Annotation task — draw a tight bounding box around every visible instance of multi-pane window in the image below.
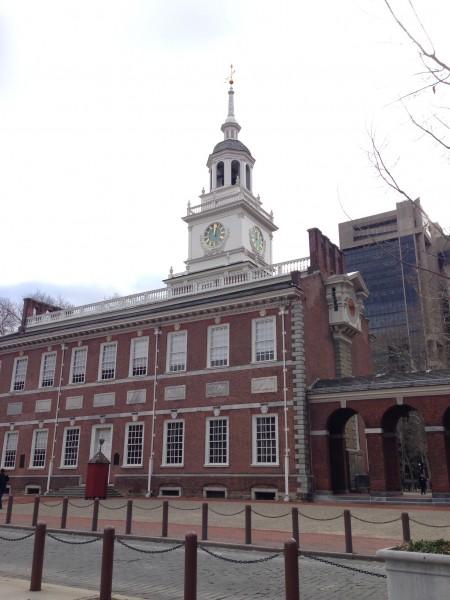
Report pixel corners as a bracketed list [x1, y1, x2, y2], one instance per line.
[99, 343, 117, 380]
[208, 325, 229, 367]
[167, 331, 187, 372]
[164, 421, 184, 465]
[2, 432, 18, 469]
[206, 418, 228, 465]
[40, 352, 57, 387]
[125, 423, 144, 466]
[71, 347, 87, 384]
[253, 317, 276, 362]
[11, 357, 28, 391]
[62, 428, 80, 467]
[253, 415, 278, 464]
[130, 338, 148, 376]
[31, 430, 48, 468]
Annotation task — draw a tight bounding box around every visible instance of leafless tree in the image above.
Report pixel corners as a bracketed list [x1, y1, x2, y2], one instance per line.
[0, 291, 73, 336]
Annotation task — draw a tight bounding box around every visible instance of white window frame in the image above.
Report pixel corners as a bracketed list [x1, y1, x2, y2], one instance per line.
[1, 431, 19, 470]
[10, 356, 28, 392]
[207, 324, 230, 368]
[30, 429, 49, 469]
[166, 331, 187, 373]
[204, 416, 229, 466]
[60, 426, 81, 469]
[129, 337, 149, 377]
[98, 342, 117, 381]
[69, 346, 88, 385]
[89, 424, 114, 462]
[162, 419, 185, 467]
[252, 316, 277, 363]
[203, 486, 228, 499]
[39, 351, 57, 388]
[251, 414, 279, 466]
[158, 486, 181, 497]
[123, 422, 144, 467]
[251, 487, 278, 500]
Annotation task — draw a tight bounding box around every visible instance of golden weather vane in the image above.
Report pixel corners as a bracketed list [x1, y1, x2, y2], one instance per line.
[226, 64, 235, 86]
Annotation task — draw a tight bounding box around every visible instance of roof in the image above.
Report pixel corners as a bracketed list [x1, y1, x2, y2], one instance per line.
[212, 139, 252, 155]
[310, 369, 450, 394]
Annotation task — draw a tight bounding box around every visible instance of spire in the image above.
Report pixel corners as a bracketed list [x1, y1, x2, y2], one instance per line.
[221, 64, 241, 140]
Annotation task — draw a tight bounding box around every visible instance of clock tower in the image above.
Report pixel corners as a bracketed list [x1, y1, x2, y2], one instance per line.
[174, 77, 278, 283]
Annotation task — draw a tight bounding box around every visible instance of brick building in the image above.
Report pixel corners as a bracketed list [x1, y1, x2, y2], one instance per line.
[0, 82, 373, 500]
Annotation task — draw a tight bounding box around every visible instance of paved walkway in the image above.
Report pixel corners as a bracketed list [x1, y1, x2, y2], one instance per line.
[5, 496, 450, 555]
[0, 532, 387, 599]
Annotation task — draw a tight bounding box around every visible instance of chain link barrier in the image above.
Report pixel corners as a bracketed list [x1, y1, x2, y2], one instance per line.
[352, 515, 401, 525]
[99, 502, 128, 510]
[168, 503, 201, 511]
[251, 508, 291, 519]
[0, 531, 35, 542]
[116, 538, 184, 554]
[297, 511, 344, 521]
[40, 500, 63, 508]
[68, 500, 95, 509]
[200, 545, 280, 564]
[409, 517, 450, 528]
[47, 533, 100, 545]
[302, 553, 387, 579]
[134, 503, 163, 511]
[209, 507, 246, 517]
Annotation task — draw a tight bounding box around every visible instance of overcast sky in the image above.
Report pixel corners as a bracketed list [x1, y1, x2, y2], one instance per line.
[0, 0, 449, 306]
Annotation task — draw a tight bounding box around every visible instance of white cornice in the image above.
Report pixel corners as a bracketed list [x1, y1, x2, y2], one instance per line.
[308, 383, 450, 402]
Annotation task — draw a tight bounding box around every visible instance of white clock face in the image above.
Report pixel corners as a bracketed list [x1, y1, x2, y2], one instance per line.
[203, 222, 226, 249]
[249, 226, 265, 255]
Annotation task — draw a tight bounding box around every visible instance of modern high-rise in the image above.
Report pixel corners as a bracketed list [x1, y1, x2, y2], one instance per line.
[339, 200, 450, 372]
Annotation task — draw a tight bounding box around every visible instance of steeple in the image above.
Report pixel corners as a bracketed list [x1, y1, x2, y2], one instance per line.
[221, 65, 241, 140]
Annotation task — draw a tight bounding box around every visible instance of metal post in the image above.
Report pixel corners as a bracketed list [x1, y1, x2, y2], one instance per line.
[184, 532, 197, 600]
[245, 504, 252, 545]
[60, 497, 69, 529]
[284, 538, 300, 600]
[343, 509, 353, 554]
[161, 500, 168, 537]
[92, 498, 100, 532]
[291, 507, 299, 547]
[5, 495, 13, 524]
[30, 523, 46, 592]
[99, 527, 115, 600]
[32, 496, 40, 527]
[401, 512, 411, 543]
[125, 500, 133, 535]
[201, 503, 208, 540]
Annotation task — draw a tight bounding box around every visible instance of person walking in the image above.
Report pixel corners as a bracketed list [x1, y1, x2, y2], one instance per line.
[0, 469, 9, 509]
[418, 473, 428, 495]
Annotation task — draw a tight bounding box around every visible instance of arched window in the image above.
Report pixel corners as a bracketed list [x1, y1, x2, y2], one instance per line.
[216, 162, 224, 188]
[246, 164, 251, 190]
[231, 160, 240, 185]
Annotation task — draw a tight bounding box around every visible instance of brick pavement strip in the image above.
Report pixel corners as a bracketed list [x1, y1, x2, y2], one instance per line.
[0, 531, 387, 600]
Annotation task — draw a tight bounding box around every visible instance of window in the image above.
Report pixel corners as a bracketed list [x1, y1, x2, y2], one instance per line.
[124, 423, 144, 466]
[31, 430, 48, 468]
[252, 415, 278, 465]
[163, 420, 184, 466]
[2, 431, 18, 469]
[208, 325, 229, 367]
[166, 331, 187, 372]
[39, 352, 57, 387]
[61, 428, 80, 468]
[253, 317, 276, 362]
[99, 342, 117, 380]
[70, 347, 87, 384]
[129, 337, 148, 377]
[205, 417, 228, 465]
[11, 357, 28, 391]
[159, 487, 181, 497]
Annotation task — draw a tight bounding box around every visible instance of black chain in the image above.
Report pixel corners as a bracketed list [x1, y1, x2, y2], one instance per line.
[352, 515, 401, 525]
[209, 507, 246, 517]
[200, 545, 280, 564]
[40, 501, 63, 508]
[134, 503, 163, 511]
[410, 518, 450, 528]
[251, 509, 291, 519]
[0, 531, 35, 542]
[116, 538, 184, 554]
[297, 511, 343, 521]
[99, 502, 128, 510]
[47, 533, 100, 545]
[168, 503, 201, 511]
[68, 501, 95, 509]
[303, 554, 387, 579]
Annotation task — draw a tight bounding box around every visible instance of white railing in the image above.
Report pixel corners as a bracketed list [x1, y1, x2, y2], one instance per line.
[26, 256, 310, 328]
[187, 188, 273, 222]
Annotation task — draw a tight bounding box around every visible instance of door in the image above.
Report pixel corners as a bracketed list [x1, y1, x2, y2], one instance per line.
[90, 425, 113, 483]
